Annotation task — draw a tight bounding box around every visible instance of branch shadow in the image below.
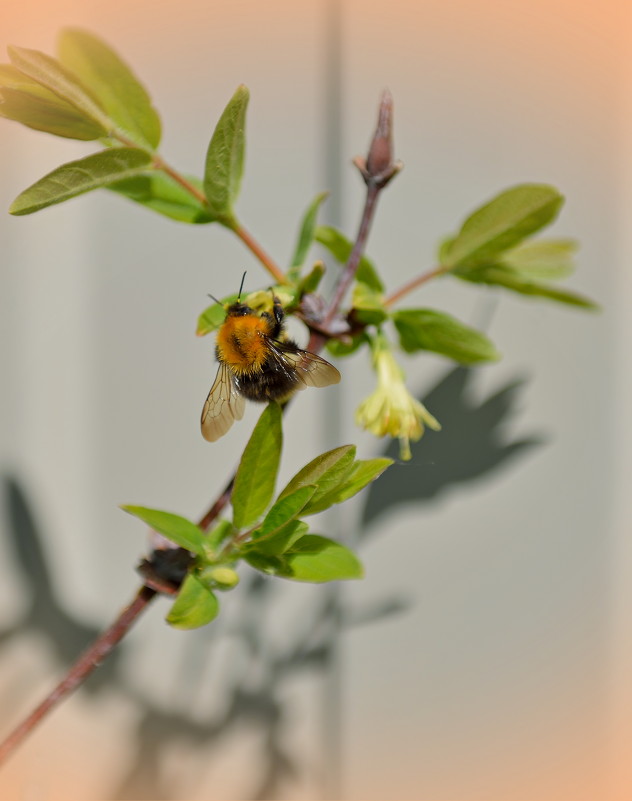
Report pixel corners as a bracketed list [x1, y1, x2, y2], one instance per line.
[1, 366, 542, 799]
[0, 475, 121, 690]
[111, 368, 541, 798]
[112, 575, 320, 800]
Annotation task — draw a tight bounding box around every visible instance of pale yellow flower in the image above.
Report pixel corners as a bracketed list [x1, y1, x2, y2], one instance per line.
[355, 333, 441, 460]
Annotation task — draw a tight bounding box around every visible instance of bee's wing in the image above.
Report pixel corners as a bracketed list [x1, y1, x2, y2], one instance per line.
[201, 363, 245, 442]
[268, 340, 341, 390]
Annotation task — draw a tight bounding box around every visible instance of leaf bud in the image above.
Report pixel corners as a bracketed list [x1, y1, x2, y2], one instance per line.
[203, 566, 240, 590]
[354, 89, 402, 189]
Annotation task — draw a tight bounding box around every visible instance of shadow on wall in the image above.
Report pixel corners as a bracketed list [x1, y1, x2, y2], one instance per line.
[0, 366, 541, 800]
[361, 366, 543, 532]
[0, 475, 121, 690]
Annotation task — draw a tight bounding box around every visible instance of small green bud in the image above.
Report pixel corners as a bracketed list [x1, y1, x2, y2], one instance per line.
[205, 566, 240, 590]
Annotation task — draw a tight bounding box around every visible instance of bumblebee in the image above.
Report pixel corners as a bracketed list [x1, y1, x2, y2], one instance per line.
[201, 291, 341, 442]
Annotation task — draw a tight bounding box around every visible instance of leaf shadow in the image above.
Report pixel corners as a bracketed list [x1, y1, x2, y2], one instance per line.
[360, 366, 544, 533]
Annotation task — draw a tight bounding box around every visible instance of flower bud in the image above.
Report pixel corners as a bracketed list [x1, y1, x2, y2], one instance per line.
[200, 566, 240, 590]
[366, 89, 394, 176]
[355, 90, 402, 189]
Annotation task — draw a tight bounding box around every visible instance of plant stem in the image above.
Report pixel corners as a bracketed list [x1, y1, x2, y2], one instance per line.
[151, 157, 287, 286]
[198, 475, 235, 531]
[228, 219, 289, 286]
[0, 586, 156, 767]
[322, 183, 381, 329]
[317, 89, 399, 333]
[113, 131, 287, 286]
[383, 264, 451, 307]
[155, 162, 287, 286]
[151, 154, 208, 205]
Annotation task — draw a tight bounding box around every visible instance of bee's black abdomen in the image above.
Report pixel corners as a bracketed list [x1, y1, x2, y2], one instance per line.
[236, 334, 300, 403]
[237, 359, 298, 402]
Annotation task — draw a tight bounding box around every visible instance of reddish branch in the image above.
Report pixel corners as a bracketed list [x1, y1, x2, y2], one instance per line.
[0, 586, 156, 766]
[384, 265, 450, 307]
[322, 89, 401, 330]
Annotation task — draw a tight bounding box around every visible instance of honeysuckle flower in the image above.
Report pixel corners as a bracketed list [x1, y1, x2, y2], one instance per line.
[355, 332, 441, 460]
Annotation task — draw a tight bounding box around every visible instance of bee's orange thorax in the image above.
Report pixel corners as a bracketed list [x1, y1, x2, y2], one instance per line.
[216, 313, 272, 375]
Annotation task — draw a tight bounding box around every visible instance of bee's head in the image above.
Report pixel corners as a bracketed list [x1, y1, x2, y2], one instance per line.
[226, 301, 253, 317]
[208, 271, 250, 317]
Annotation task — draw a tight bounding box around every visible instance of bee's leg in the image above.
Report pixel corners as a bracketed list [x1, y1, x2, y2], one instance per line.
[270, 293, 285, 337]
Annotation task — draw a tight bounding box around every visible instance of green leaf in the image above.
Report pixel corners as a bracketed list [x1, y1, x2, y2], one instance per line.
[326, 332, 367, 358]
[315, 225, 384, 292]
[257, 486, 317, 537]
[203, 85, 249, 223]
[10, 148, 153, 215]
[351, 282, 388, 325]
[246, 534, 363, 583]
[166, 574, 220, 629]
[0, 64, 105, 139]
[436, 236, 453, 265]
[57, 28, 161, 150]
[454, 264, 598, 309]
[243, 551, 285, 576]
[121, 505, 206, 554]
[499, 238, 577, 281]
[298, 261, 326, 295]
[441, 184, 564, 269]
[8, 45, 110, 132]
[0, 63, 57, 93]
[278, 445, 356, 515]
[196, 294, 237, 336]
[246, 519, 309, 556]
[0, 86, 105, 140]
[304, 457, 393, 514]
[248, 286, 300, 313]
[108, 172, 213, 224]
[285, 535, 363, 581]
[392, 308, 501, 363]
[288, 192, 329, 279]
[206, 519, 235, 554]
[334, 458, 393, 502]
[232, 402, 283, 529]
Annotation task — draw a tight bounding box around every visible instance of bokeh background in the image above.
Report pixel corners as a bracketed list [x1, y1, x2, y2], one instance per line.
[0, 0, 630, 799]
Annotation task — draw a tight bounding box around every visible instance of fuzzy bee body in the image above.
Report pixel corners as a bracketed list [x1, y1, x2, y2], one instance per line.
[201, 294, 340, 442]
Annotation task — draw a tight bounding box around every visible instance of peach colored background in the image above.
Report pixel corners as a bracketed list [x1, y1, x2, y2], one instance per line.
[1, 1, 630, 799]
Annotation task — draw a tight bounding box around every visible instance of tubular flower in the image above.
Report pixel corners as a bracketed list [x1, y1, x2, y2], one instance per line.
[355, 332, 441, 460]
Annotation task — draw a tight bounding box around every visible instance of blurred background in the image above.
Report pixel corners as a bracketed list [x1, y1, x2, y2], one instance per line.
[0, 0, 629, 798]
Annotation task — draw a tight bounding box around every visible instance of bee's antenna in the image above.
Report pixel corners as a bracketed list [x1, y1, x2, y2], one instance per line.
[207, 293, 223, 306]
[238, 271, 247, 300]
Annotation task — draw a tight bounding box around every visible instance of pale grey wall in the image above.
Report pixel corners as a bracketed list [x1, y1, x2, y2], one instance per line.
[0, 1, 626, 799]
